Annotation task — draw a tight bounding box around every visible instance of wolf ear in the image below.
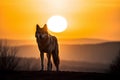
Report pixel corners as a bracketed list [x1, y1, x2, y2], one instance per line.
[43, 24, 48, 31]
[36, 24, 41, 30]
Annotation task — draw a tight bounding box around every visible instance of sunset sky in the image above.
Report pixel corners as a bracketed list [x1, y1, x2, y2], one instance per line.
[0, 0, 120, 41]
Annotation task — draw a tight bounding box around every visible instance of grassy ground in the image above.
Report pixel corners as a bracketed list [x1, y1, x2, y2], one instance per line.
[0, 71, 116, 80]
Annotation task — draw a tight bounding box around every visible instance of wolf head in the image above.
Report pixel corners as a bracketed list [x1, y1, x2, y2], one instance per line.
[35, 24, 48, 39]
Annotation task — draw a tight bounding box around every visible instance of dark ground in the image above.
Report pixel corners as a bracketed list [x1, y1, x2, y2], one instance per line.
[0, 71, 118, 80]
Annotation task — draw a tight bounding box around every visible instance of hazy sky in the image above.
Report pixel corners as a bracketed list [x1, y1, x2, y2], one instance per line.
[0, 0, 120, 40]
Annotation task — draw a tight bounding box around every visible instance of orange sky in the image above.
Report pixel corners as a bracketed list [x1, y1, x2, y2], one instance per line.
[0, 0, 120, 41]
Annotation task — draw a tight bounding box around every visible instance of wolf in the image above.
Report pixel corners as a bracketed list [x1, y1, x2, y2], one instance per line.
[35, 24, 60, 71]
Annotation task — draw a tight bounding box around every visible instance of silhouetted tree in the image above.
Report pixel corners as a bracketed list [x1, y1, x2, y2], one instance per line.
[109, 49, 120, 73]
[0, 40, 19, 71]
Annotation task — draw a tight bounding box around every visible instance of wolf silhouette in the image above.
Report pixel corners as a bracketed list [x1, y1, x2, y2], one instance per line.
[35, 24, 60, 71]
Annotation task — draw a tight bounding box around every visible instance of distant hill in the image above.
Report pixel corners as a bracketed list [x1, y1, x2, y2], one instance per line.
[16, 41, 120, 63]
[59, 42, 120, 63]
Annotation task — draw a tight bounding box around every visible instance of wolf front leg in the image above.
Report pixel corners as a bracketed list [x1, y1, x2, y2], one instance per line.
[40, 52, 44, 71]
[47, 53, 52, 71]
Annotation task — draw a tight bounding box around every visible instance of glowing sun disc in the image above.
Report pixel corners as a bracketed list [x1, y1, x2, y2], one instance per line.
[47, 16, 68, 32]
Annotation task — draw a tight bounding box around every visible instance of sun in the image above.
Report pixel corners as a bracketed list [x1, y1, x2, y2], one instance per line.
[47, 16, 68, 33]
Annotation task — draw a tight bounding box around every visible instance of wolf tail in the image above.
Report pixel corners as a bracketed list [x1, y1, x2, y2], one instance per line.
[52, 44, 60, 71]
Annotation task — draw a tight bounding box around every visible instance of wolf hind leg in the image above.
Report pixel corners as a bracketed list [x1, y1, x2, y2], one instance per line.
[47, 53, 52, 71]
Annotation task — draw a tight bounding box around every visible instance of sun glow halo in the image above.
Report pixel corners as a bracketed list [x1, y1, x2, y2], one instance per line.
[47, 16, 68, 33]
